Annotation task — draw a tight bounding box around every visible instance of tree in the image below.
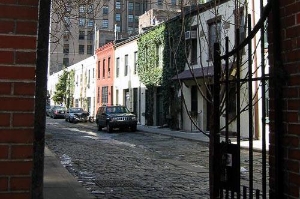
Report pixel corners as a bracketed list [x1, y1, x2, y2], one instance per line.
[52, 69, 74, 107]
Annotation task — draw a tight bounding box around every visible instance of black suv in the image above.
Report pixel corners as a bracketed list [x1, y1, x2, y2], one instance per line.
[96, 105, 137, 132]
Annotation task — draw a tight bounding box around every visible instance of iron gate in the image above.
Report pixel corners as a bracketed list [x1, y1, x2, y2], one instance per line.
[210, 2, 271, 199]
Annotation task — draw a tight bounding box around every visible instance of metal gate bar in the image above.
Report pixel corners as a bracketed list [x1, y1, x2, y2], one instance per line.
[260, 1, 267, 198]
[247, 14, 254, 199]
[215, 1, 270, 198]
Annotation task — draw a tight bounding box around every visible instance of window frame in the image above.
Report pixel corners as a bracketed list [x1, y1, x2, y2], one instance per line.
[79, 45, 84, 54]
[124, 54, 128, 76]
[207, 16, 222, 60]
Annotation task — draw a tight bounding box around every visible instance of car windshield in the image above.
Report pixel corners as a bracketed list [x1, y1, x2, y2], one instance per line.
[70, 108, 83, 113]
[106, 106, 129, 114]
[53, 106, 65, 110]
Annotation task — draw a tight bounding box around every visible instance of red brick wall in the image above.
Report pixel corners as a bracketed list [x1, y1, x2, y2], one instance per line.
[0, 1, 38, 198]
[268, 1, 300, 198]
[95, 42, 115, 112]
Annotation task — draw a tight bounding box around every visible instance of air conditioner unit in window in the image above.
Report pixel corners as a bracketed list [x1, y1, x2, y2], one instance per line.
[185, 31, 197, 40]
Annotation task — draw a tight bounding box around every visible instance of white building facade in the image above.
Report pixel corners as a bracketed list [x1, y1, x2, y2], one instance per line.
[114, 37, 147, 125]
[176, 0, 268, 140]
[48, 56, 96, 116]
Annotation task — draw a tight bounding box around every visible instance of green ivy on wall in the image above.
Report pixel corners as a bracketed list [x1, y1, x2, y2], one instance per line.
[137, 18, 189, 128]
[137, 25, 165, 86]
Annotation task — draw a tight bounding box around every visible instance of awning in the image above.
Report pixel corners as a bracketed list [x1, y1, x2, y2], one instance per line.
[172, 66, 214, 80]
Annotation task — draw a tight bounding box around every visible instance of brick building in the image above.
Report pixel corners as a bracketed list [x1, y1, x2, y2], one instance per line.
[0, 1, 49, 198]
[268, 1, 300, 198]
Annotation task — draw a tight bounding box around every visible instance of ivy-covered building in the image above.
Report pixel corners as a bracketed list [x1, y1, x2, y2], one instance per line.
[137, 13, 186, 128]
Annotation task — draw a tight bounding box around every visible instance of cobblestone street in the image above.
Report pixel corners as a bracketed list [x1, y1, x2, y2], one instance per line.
[45, 118, 268, 198]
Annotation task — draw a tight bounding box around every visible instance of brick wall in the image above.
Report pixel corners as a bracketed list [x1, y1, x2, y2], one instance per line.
[0, 1, 39, 198]
[268, 1, 300, 198]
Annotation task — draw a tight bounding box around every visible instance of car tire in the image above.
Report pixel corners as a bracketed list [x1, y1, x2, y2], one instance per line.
[131, 125, 137, 132]
[97, 123, 102, 131]
[106, 123, 113, 133]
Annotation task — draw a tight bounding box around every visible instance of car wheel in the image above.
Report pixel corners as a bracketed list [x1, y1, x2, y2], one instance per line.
[131, 125, 137, 132]
[97, 123, 102, 131]
[106, 123, 113, 133]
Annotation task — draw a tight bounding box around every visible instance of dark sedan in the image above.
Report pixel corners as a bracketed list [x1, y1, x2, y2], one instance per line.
[65, 107, 89, 123]
[50, 106, 66, 119]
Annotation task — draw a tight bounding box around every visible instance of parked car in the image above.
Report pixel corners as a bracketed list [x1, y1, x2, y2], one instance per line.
[50, 106, 66, 119]
[96, 105, 137, 133]
[46, 105, 53, 116]
[65, 107, 89, 123]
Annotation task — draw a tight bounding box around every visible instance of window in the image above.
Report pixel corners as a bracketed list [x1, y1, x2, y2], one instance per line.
[63, 33, 69, 41]
[64, 17, 70, 26]
[66, 3, 71, 12]
[116, 13, 121, 22]
[87, 19, 94, 27]
[190, 38, 197, 64]
[87, 45, 93, 55]
[63, 58, 69, 66]
[235, 8, 246, 53]
[157, 0, 163, 6]
[103, 6, 108, 14]
[79, 18, 85, 27]
[134, 16, 139, 23]
[116, 89, 119, 105]
[191, 86, 198, 113]
[97, 61, 100, 78]
[79, 31, 85, 40]
[124, 54, 128, 76]
[108, 57, 111, 78]
[102, 19, 108, 28]
[115, 25, 121, 32]
[102, 86, 108, 104]
[102, 59, 105, 78]
[87, 31, 93, 40]
[116, 1, 121, 9]
[135, 3, 140, 11]
[128, 27, 134, 34]
[79, 4, 85, 13]
[87, 4, 94, 13]
[134, 51, 137, 74]
[128, 15, 134, 23]
[79, 45, 84, 54]
[208, 18, 221, 59]
[171, 0, 176, 5]
[63, 44, 69, 54]
[128, 2, 134, 10]
[116, 57, 120, 77]
[97, 87, 100, 103]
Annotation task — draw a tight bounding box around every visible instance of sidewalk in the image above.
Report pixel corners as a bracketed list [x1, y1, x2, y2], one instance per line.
[137, 125, 269, 152]
[44, 124, 268, 199]
[44, 146, 94, 199]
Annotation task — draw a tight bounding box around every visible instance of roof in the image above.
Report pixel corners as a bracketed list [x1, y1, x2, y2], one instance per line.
[172, 66, 214, 80]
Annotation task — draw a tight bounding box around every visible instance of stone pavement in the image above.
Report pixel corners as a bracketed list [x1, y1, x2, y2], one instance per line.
[44, 146, 94, 199]
[44, 124, 268, 199]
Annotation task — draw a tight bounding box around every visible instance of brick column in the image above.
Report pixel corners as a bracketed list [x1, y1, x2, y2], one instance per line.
[0, 1, 39, 198]
[268, 1, 300, 198]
